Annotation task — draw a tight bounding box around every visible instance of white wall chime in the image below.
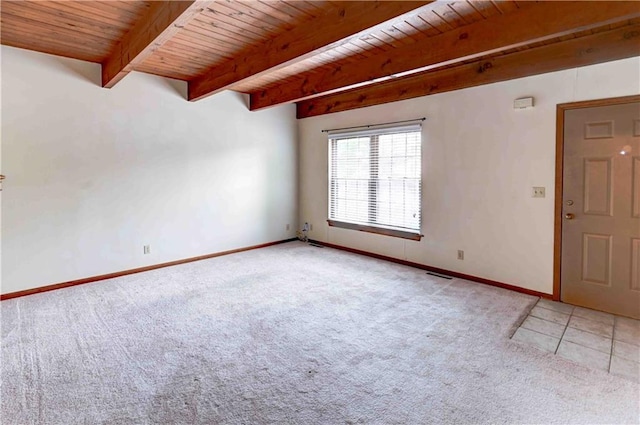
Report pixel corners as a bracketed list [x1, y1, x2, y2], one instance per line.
[514, 97, 534, 109]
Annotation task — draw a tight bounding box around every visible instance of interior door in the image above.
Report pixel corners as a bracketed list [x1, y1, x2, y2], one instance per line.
[561, 101, 640, 319]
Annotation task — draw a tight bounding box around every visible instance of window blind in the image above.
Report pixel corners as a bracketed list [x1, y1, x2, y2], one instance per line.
[328, 124, 421, 234]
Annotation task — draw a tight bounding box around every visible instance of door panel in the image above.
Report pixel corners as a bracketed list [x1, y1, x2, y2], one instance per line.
[562, 101, 640, 319]
[583, 158, 612, 216]
[585, 121, 614, 139]
[581, 233, 612, 286]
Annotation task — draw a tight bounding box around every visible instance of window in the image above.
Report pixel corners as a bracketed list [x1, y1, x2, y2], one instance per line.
[328, 122, 422, 240]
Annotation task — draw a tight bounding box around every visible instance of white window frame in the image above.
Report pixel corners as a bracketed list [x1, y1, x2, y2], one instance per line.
[327, 122, 422, 241]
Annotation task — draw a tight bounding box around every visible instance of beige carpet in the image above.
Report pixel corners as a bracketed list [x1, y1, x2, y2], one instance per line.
[1, 241, 638, 424]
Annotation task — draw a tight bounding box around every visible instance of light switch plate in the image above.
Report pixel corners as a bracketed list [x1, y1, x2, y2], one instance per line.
[532, 187, 545, 198]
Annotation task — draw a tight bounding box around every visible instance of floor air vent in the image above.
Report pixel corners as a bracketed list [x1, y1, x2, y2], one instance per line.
[309, 243, 324, 248]
[426, 272, 453, 280]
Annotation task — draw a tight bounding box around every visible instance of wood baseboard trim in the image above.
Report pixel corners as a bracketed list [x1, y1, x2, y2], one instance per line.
[311, 240, 552, 299]
[1, 238, 298, 301]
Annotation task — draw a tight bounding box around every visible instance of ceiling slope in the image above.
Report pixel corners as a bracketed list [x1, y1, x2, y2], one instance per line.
[187, 1, 433, 101]
[2, 1, 639, 117]
[297, 22, 640, 118]
[102, 0, 211, 88]
[251, 1, 640, 110]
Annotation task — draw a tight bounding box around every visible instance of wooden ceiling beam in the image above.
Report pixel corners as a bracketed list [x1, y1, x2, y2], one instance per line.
[297, 23, 640, 118]
[101, 0, 209, 88]
[254, 1, 640, 110]
[187, 1, 433, 102]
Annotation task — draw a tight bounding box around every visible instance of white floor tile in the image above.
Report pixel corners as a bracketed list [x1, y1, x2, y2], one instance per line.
[557, 340, 610, 371]
[563, 327, 612, 354]
[568, 316, 614, 339]
[613, 340, 640, 363]
[512, 328, 560, 353]
[529, 306, 570, 326]
[614, 318, 640, 346]
[521, 315, 566, 339]
[536, 299, 574, 315]
[615, 316, 640, 332]
[572, 306, 614, 326]
[610, 356, 640, 382]
[515, 301, 638, 381]
[614, 324, 640, 346]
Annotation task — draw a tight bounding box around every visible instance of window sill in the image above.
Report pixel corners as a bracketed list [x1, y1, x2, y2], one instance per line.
[327, 220, 422, 241]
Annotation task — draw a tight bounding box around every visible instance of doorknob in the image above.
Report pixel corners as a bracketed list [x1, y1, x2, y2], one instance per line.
[565, 213, 575, 220]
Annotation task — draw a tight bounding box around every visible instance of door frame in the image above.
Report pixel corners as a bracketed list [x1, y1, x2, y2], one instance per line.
[553, 94, 640, 301]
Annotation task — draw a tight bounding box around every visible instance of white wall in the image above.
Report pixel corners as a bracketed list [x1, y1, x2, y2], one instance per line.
[298, 57, 640, 295]
[1, 46, 298, 295]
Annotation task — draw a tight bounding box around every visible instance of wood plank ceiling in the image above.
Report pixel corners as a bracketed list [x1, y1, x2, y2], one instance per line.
[2, 1, 639, 118]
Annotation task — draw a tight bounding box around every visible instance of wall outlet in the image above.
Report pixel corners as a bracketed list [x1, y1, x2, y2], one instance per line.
[286, 223, 290, 231]
[143, 245, 150, 255]
[532, 187, 545, 198]
[457, 250, 464, 260]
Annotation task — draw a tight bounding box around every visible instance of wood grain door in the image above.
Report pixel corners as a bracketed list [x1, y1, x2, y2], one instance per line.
[562, 101, 640, 319]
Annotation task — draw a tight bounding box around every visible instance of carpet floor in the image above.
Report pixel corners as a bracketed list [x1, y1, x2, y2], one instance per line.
[1, 241, 638, 424]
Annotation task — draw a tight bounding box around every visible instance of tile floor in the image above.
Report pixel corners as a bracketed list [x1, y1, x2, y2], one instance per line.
[512, 298, 640, 382]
